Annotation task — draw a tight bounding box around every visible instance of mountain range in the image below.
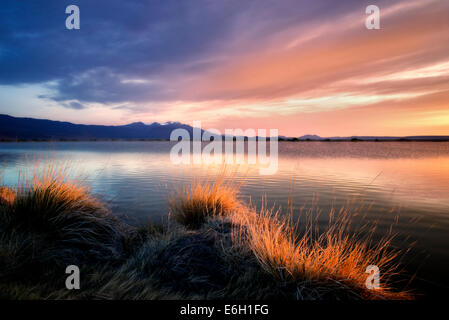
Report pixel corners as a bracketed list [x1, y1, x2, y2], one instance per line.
[0, 114, 448, 141]
[0, 114, 197, 140]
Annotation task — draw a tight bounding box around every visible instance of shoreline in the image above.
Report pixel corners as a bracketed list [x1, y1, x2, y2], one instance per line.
[1, 139, 449, 143]
[0, 169, 413, 300]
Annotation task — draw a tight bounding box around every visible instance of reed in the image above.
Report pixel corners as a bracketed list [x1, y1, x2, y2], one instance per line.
[168, 176, 241, 229]
[0, 163, 127, 280]
[0, 165, 412, 300]
[232, 206, 411, 299]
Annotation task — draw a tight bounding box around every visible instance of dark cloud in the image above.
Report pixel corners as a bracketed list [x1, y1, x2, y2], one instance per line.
[64, 101, 85, 110]
[0, 0, 388, 108]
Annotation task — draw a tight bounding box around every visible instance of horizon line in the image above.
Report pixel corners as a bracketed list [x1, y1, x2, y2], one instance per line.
[1, 113, 448, 139]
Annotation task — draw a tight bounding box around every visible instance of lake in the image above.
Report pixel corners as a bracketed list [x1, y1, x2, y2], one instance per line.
[1, 141, 448, 298]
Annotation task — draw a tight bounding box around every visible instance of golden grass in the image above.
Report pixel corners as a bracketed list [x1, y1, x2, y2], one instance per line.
[0, 187, 16, 206]
[166, 175, 411, 299]
[168, 177, 242, 228]
[19, 163, 94, 208]
[0, 163, 127, 272]
[5, 163, 107, 232]
[0, 164, 413, 300]
[230, 205, 412, 299]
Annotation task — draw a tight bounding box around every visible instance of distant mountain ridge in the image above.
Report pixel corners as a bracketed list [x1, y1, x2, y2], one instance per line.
[0, 114, 197, 140]
[0, 114, 448, 141]
[295, 134, 449, 141]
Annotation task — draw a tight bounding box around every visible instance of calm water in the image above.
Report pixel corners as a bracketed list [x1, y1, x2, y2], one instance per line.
[1, 141, 448, 297]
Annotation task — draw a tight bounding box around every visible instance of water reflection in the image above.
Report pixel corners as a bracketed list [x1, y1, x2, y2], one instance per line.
[1, 141, 448, 296]
[1, 141, 449, 222]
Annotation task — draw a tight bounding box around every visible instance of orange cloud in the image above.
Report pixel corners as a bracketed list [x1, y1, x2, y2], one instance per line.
[97, 0, 449, 137]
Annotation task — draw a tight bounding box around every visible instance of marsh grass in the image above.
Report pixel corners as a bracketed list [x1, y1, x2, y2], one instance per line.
[168, 176, 242, 229]
[232, 206, 410, 299]
[0, 163, 128, 287]
[0, 164, 412, 300]
[0, 187, 15, 206]
[166, 176, 411, 299]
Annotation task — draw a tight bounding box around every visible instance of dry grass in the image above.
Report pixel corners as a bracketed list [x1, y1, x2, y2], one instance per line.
[230, 205, 412, 299]
[8, 164, 103, 230]
[0, 186, 16, 206]
[0, 164, 413, 300]
[0, 163, 128, 276]
[167, 175, 411, 299]
[168, 177, 242, 229]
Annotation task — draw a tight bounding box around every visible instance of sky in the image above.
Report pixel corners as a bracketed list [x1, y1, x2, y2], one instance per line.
[0, 0, 448, 137]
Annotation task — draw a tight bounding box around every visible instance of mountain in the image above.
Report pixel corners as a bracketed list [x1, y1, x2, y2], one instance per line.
[0, 114, 198, 140]
[298, 134, 323, 140]
[1, 114, 448, 141]
[325, 135, 449, 141]
[288, 134, 449, 141]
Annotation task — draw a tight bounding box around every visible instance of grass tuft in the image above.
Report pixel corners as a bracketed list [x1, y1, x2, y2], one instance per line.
[231, 206, 412, 299]
[0, 165, 413, 300]
[0, 164, 128, 280]
[168, 177, 241, 229]
[0, 187, 16, 206]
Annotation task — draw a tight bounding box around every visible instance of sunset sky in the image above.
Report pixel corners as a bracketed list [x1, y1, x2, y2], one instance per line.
[1, 0, 448, 136]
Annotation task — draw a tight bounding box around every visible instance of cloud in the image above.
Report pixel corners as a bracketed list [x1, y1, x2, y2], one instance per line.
[64, 101, 85, 110]
[0, 0, 251, 104]
[1, 0, 448, 135]
[0, 0, 365, 106]
[186, 0, 448, 100]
